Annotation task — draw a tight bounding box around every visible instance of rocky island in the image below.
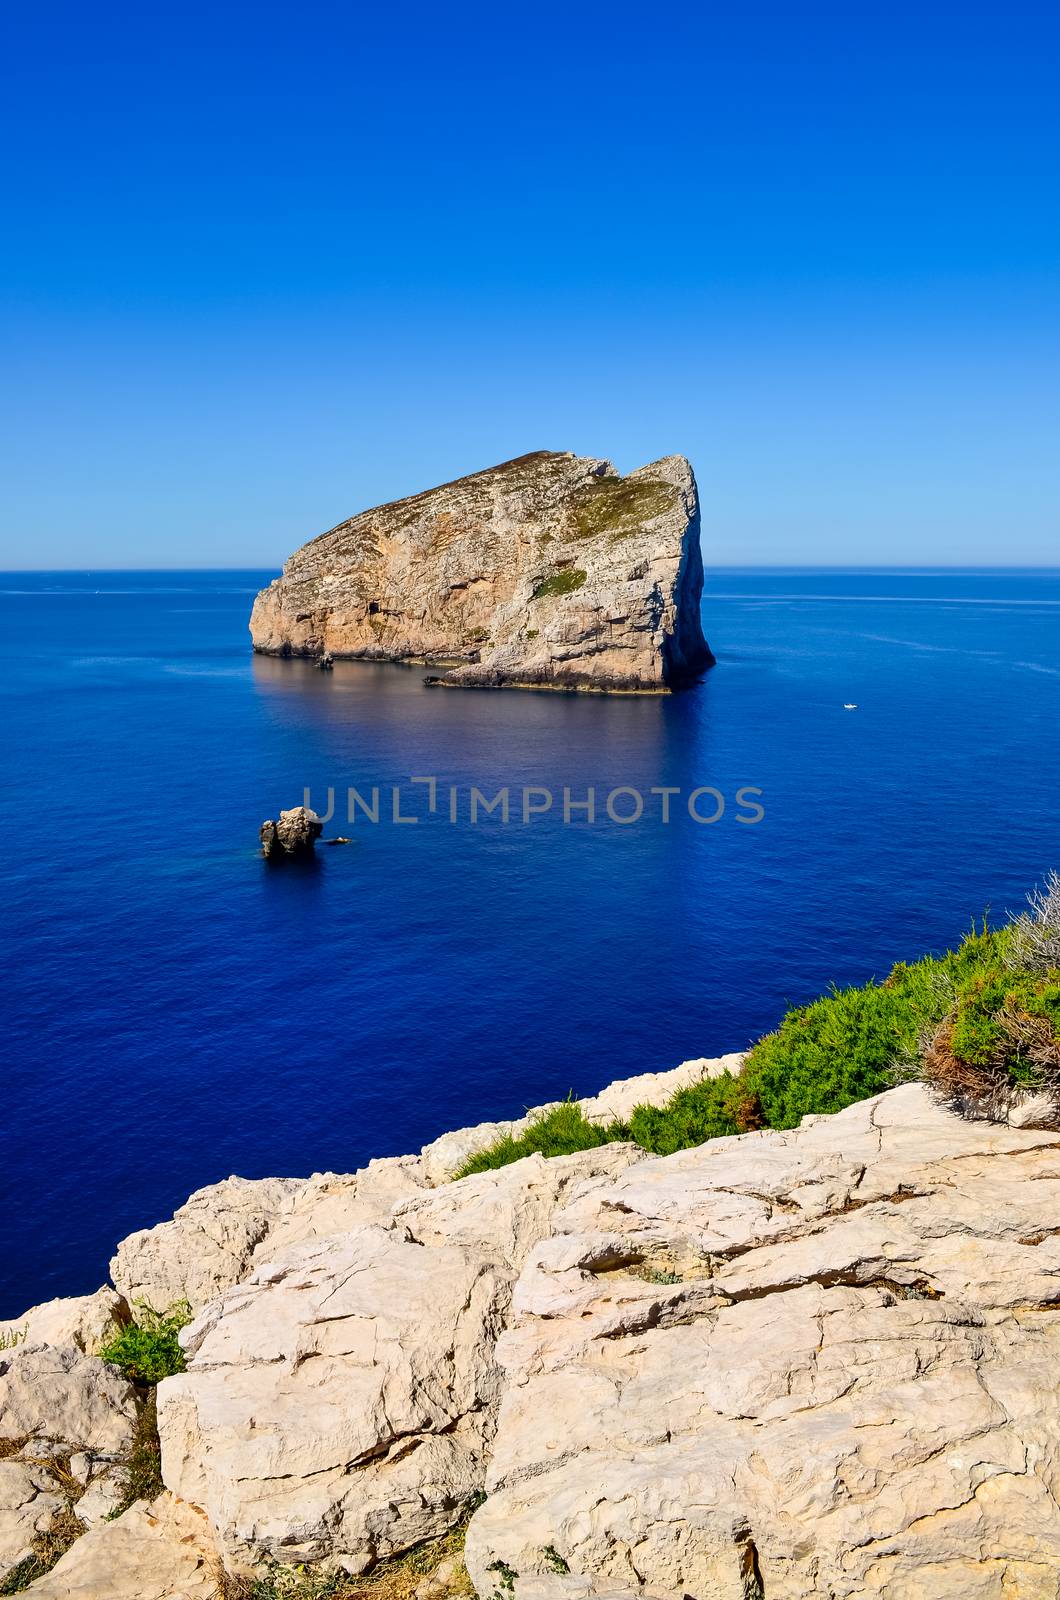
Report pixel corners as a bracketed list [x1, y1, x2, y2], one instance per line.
[249, 452, 713, 692]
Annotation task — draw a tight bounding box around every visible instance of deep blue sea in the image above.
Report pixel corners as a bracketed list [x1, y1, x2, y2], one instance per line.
[3, 568, 1058, 1316]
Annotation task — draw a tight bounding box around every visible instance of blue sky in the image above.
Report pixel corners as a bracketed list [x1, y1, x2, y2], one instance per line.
[2, 0, 1057, 567]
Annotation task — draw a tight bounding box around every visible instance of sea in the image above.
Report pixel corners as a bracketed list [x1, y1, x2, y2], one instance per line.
[2, 568, 1058, 1316]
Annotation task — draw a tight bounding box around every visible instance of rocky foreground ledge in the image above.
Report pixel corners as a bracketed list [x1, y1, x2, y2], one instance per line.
[5, 1056, 1060, 1597]
[249, 451, 713, 692]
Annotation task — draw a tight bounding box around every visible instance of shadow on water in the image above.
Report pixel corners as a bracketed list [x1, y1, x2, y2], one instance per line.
[262, 850, 324, 876]
[259, 846, 327, 909]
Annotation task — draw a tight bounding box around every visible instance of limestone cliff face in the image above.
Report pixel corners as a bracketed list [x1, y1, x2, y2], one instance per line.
[249, 451, 713, 691]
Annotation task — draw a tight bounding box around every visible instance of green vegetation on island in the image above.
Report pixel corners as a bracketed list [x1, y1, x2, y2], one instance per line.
[531, 567, 586, 600]
[571, 474, 677, 541]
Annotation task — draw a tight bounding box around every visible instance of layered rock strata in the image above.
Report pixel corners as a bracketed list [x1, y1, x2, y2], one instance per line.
[249, 452, 713, 692]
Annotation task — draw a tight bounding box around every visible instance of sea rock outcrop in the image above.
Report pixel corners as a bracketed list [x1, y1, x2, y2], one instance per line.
[260, 805, 323, 858]
[249, 452, 713, 692]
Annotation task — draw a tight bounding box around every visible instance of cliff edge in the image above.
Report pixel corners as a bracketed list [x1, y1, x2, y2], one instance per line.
[6, 1063, 1060, 1597]
[249, 451, 713, 692]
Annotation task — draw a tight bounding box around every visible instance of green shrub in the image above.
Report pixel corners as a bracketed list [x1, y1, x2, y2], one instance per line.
[923, 963, 1060, 1107]
[98, 1301, 191, 1385]
[456, 1098, 628, 1177]
[628, 1071, 762, 1154]
[948, 969, 1060, 1068]
[740, 926, 1009, 1129]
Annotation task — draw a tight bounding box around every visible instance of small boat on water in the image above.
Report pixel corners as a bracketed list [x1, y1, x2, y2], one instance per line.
[844, 703, 858, 710]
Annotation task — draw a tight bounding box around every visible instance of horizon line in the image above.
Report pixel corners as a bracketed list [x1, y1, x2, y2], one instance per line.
[3, 563, 1060, 576]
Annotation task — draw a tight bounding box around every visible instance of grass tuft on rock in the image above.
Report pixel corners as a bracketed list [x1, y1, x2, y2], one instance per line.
[106, 1391, 166, 1519]
[98, 1300, 191, 1384]
[96, 1301, 192, 1524]
[456, 1098, 628, 1177]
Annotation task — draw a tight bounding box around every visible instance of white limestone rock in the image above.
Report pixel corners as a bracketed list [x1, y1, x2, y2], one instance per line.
[74, 1466, 128, 1528]
[158, 1224, 510, 1571]
[15, 1063, 1060, 1597]
[250, 1155, 430, 1264]
[110, 1175, 305, 1311]
[156, 1146, 644, 1574]
[0, 1345, 137, 1457]
[394, 1146, 645, 1268]
[464, 1085, 1060, 1600]
[0, 1459, 64, 1585]
[20, 1493, 218, 1599]
[4, 1289, 130, 1355]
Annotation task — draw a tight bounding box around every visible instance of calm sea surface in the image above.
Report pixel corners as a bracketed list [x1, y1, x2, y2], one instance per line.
[3, 568, 1058, 1314]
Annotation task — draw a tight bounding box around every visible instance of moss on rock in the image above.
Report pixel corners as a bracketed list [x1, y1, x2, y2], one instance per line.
[531, 569, 586, 600]
[572, 476, 676, 540]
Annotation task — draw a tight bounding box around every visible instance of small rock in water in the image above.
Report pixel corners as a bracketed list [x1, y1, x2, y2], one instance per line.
[316, 651, 334, 671]
[322, 835, 352, 846]
[260, 806, 323, 858]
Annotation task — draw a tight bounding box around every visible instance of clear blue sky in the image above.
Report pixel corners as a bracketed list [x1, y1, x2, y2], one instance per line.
[2, 0, 1057, 568]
